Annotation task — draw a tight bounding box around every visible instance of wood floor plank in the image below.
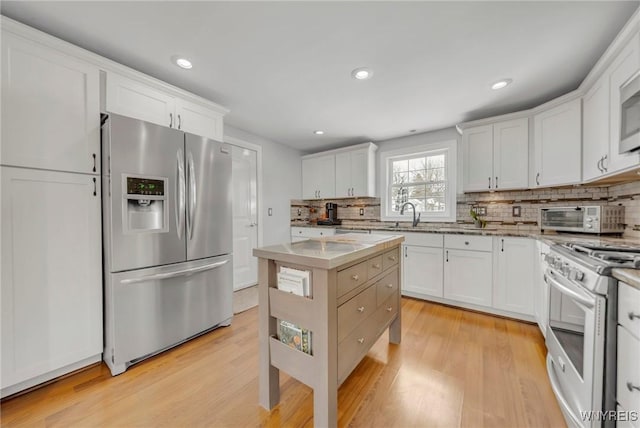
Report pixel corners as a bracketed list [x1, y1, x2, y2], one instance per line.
[1, 298, 567, 427]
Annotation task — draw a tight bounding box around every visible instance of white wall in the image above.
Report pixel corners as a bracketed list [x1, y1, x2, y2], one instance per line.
[225, 125, 302, 246]
[375, 127, 463, 195]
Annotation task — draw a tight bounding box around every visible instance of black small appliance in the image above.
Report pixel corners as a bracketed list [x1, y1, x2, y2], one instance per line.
[317, 202, 341, 225]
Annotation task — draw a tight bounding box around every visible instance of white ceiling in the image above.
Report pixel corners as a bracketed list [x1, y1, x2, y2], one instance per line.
[1, 1, 638, 152]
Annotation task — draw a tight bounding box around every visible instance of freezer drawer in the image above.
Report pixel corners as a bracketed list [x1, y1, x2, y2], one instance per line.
[104, 255, 232, 375]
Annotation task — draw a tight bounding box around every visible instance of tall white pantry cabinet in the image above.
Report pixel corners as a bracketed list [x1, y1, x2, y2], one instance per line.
[1, 27, 103, 396]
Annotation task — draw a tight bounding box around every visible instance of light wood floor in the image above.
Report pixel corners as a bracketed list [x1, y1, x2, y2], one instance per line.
[1, 298, 566, 427]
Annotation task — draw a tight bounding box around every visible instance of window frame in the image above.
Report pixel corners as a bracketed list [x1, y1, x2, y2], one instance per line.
[380, 140, 457, 223]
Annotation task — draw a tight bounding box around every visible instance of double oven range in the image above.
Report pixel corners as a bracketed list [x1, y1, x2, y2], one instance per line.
[543, 242, 640, 427]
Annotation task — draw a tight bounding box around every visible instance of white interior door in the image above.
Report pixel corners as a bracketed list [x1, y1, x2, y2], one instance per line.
[231, 145, 258, 290]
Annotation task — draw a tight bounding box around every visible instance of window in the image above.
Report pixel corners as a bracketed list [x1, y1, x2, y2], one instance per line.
[380, 140, 457, 222]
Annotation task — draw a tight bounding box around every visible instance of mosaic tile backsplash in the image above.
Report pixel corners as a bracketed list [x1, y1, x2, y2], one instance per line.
[291, 180, 640, 238]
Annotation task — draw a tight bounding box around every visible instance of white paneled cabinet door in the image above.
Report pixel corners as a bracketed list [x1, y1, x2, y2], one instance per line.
[175, 98, 224, 141]
[349, 149, 370, 197]
[402, 245, 444, 298]
[105, 71, 176, 129]
[335, 152, 351, 197]
[463, 125, 493, 191]
[582, 75, 610, 181]
[1, 167, 102, 391]
[493, 237, 535, 316]
[303, 155, 335, 199]
[443, 249, 492, 307]
[1, 32, 100, 174]
[533, 98, 582, 187]
[493, 118, 529, 190]
[607, 32, 640, 174]
[301, 157, 318, 199]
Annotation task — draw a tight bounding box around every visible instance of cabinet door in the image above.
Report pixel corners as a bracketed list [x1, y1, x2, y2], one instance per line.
[1, 167, 102, 389]
[175, 98, 224, 141]
[349, 149, 372, 197]
[335, 152, 351, 197]
[1, 33, 100, 174]
[463, 125, 494, 191]
[493, 118, 529, 190]
[315, 155, 335, 199]
[301, 157, 318, 199]
[105, 71, 176, 129]
[533, 98, 582, 187]
[582, 75, 610, 181]
[443, 249, 492, 307]
[402, 245, 443, 298]
[607, 32, 640, 174]
[493, 237, 535, 316]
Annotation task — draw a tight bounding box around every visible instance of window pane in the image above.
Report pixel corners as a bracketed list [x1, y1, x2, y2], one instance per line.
[408, 157, 425, 171]
[409, 169, 426, 183]
[424, 197, 446, 212]
[392, 159, 409, 174]
[408, 184, 426, 199]
[426, 167, 445, 182]
[426, 183, 445, 197]
[391, 187, 408, 212]
[393, 171, 408, 185]
[427, 155, 445, 169]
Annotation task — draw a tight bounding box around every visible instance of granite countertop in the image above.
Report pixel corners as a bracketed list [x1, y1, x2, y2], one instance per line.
[253, 233, 405, 270]
[613, 269, 640, 291]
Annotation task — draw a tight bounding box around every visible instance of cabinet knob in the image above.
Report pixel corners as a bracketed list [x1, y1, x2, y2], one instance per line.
[177, 114, 182, 130]
[389, 256, 397, 261]
[386, 283, 393, 289]
[357, 338, 365, 344]
[357, 306, 365, 313]
[628, 312, 640, 321]
[352, 274, 359, 281]
[372, 263, 381, 269]
[169, 113, 173, 127]
[386, 306, 393, 312]
[464, 241, 469, 245]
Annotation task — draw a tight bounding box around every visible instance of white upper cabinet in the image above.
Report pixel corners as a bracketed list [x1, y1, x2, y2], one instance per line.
[582, 74, 611, 181]
[105, 72, 225, 141]
[302, 155, 335, 199]
[302, 143, 376, 200]
[533, 98, 582, 187]
[463, 118, 528, 192]
[607, 32, 640, 174]
[493, 237, 535, 316]
[1, 32, 100, 174]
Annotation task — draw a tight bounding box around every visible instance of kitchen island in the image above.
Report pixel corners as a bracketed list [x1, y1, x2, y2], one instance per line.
[253, 233, 404, 427]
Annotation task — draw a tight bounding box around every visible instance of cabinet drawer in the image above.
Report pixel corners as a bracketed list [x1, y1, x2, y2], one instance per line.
[376, 268, 399, 306]
[367, 255, 383, 279]
[376, 293, 399, 330]
[290, 227, 335, 238]
[619, 282, 640, 340]
[402, 232, 443, 247]
[382, 248, 400, 271]
[444, 235, 493, 252]
[338, 285, 376, 342]
[337, 261, 369, 297]
[338, 313, 378, 384]
[617, 326, 640, 414]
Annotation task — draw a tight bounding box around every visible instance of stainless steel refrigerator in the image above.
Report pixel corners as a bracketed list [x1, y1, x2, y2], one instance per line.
[101, 114, 233, 376]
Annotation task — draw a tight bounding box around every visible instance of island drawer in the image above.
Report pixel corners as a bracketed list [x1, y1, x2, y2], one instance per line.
[338, 284, 376, 342]
[376, 293, 399, 330]
[619, 282, 640, 340]
[367, 255, 383, 278]
[337, 261, 369, 297]
[444, 235, 492, 252]
[338, 314, 379, 384]
[376, 268, 399, 306]
[382, 248, 400, 271]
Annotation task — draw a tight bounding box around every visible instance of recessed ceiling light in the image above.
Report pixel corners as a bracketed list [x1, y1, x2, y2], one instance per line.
[351, 67, 373, 80]
[174, 57, 193, 69]
[313, 130, 324, 135]
[491, 79, 513, 90]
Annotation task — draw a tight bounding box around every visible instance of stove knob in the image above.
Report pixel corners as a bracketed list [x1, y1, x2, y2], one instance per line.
[569, 269, 584, 282]
[561, 263, 571, 276]
[586, 217, 593, 223]
[544, 254, 555, 264]
[586, 224, 593, 229]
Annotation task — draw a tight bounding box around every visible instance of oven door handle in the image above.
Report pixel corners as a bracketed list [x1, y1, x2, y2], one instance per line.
[545, 269, 595, 309]
[546, 354, 583, 427]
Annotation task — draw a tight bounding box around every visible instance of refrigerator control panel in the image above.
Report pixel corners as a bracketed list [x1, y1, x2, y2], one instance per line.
[126, 177, 165, 196]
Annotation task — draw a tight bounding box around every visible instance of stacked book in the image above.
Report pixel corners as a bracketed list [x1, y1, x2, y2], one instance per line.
[276, 266, 312, 355]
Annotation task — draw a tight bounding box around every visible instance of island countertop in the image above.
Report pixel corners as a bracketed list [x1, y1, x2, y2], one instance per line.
[252, 233, 405, 269]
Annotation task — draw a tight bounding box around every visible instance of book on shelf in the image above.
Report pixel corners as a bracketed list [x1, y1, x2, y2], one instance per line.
[278, 320, 312, 355]
[277, 266, 311, 297]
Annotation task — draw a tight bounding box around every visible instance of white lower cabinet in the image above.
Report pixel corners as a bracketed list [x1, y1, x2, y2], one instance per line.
[1, 167, 102, 397]
[402, 244, 444, 298]
[493, 237, 535, 316]
[443, 235, 493, 307]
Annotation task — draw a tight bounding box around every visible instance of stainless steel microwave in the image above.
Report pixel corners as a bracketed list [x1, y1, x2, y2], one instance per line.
[540, 206, 625, 234]
[620, 70, 640, 153]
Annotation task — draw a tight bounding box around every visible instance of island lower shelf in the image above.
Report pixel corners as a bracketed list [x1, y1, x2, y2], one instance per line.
[255, 237, 403, 428]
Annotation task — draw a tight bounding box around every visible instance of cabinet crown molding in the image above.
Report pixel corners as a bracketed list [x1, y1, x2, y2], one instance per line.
[301, 142, 377, 159]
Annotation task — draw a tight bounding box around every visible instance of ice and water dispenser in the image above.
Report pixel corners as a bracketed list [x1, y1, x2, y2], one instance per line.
[123, 176, 169, 233]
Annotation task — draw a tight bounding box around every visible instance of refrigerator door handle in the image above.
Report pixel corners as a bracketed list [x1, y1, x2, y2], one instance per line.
[119, 259, 229, 285]
[187, 151, 197, 240]
[176, 149, 186, 240]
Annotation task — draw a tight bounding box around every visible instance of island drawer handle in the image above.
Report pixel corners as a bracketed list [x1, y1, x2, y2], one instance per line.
[389, 256, 397, 261]
[357, 338, 365, 344]
[352, 274, 359, 281]
[372, 263, 381, 269]
[629, 312, 640, 321]
[386, 306, 393, 312]
[386, 283, 394, 289]
[627, 382, 640, 392]
[465, 241, 470, 245]
[357, 306, 365, 313]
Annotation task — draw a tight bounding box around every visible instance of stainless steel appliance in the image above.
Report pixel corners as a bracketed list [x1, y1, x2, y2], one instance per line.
[101, 114, 233, 376]
[620, 70, 640, 154]
[543, 242, 640, 427]
[540, 206, 625, 234]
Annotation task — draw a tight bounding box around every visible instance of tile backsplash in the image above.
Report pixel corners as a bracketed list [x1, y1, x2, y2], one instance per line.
[290, 180, 640, 238]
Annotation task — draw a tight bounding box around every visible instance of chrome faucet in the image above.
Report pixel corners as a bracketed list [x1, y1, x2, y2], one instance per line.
[400, 202, 421, 227]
